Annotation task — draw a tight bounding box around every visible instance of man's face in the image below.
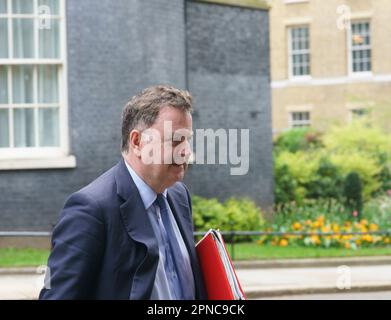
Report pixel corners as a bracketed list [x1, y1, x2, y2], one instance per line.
[138, 106, 193, 191]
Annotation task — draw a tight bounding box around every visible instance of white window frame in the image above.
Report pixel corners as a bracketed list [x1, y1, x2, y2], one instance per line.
[0, 0, 75, 170]
[289, 111, 311, 128]
[288, 25, 311, 80]
[348, 20, 372, 77]
[284, 0, 309, 4]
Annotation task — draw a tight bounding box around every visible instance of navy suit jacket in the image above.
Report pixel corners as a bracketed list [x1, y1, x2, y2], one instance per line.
[39, 159, 207, 300]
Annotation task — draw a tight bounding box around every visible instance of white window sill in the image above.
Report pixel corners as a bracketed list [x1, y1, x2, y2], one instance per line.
[288, 76, 313, 83]
[0, 155, 77, 171]
[349, 72, 373, 79]
[284, 0, 309, 4]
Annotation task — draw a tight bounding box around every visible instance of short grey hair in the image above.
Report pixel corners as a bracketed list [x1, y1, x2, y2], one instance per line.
[121, 85, 193, 153]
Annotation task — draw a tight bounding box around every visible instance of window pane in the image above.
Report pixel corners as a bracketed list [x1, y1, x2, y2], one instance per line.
[0, 18, 8, 58]
[0, 109, 9, 147]
[14, 108, 35, 147]
[0, 0, 7, 13]
[39, 107, 59, 146]
[38, 65, 58, 103]
[12, 0, 34, 14]
[38, 19, 60, 58]
[0, 66, 7, 103]
[13, 65, 34, 104]
[38, 0, 59, 15]
[13, 19, 35, 58]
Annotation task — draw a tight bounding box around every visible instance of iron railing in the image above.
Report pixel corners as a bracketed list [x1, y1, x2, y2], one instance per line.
[2, 230, 391, 261]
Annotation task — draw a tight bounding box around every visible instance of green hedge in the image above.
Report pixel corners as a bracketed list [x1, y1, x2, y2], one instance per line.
[274, 121, 391, 204]
[191, 196, 264, 241]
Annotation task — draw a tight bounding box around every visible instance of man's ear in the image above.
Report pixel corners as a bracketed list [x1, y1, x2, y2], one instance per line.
[129, 130, 141, 157]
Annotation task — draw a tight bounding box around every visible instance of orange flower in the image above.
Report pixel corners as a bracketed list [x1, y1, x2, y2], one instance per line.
[321, 226, 330, 233]
[279, 239, 289, 247]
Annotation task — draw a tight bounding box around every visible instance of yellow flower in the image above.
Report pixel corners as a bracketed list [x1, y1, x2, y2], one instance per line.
[360, 219, 368, 226]
[311, 235, 321, 245]
[292, 222, 302, 231]
[316, 216, 325, 227]
[369, 223, 379, 231]
[342, 235, 352, 241]
[312, 221, 321, 228]
[279, 239, 289, 247]
[384, 237, 391, 244]
[332, 224, 340, 233]
[362, 235, 373, 242]
[344, 242, 351, 249]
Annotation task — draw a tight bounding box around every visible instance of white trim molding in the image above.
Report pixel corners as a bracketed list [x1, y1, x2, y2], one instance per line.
[284, 0, 309, 4]
[0, 155, 76, 171]
[285, 104, 313, 112]
[350, 11, 374, 20]
[271, 73, 391, 89]
[284, 16, 312, 26]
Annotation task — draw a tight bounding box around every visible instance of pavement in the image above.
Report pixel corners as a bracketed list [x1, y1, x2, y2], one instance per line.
[236, 264, 391, 299]
[0, 256, 391, 300]
[258, 291, 391, 300]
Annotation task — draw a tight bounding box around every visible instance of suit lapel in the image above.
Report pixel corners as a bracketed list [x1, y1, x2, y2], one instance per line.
[115, 159, 159, 300]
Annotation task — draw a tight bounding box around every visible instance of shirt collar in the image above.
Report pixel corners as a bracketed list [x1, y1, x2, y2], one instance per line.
[124, 160, 167, 210]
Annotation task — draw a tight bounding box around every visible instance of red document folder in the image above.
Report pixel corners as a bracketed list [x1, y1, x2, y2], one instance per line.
[196, 229, 246, 300]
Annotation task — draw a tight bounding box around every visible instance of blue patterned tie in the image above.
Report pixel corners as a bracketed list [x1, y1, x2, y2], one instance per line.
[155, 194, 193, 300]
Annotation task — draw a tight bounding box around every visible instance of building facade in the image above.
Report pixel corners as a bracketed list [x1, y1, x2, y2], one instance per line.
[0, 0, 273, 231]
[268, 0, 391, 134]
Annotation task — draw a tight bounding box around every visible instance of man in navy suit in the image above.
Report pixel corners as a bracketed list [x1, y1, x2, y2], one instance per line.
[39, 85, 207, 300]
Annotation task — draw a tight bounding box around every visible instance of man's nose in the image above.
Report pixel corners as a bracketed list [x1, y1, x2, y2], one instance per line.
[179, 140, 192, 160]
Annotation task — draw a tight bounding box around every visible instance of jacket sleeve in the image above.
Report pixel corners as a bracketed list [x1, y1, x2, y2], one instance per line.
[39, 191, 105, 300]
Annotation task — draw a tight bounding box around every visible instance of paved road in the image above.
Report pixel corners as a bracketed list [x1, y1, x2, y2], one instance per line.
[236, 264, 391, 297]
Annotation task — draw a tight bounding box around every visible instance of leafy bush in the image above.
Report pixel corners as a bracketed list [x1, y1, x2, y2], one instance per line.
[224, 198, 263, 232]
[343, 172, 363, 217]
[324, 119, 391, 194]
[274, 163, 299, 204]
[192, 196, 264, 241]
[305, 158, 344, 200]
[323, 120, 391, 157]
[192, 196, 228, 232]
[274, 128, 322, 153]
[274, 121, 391, 203]
[329, 152, 381, 199]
